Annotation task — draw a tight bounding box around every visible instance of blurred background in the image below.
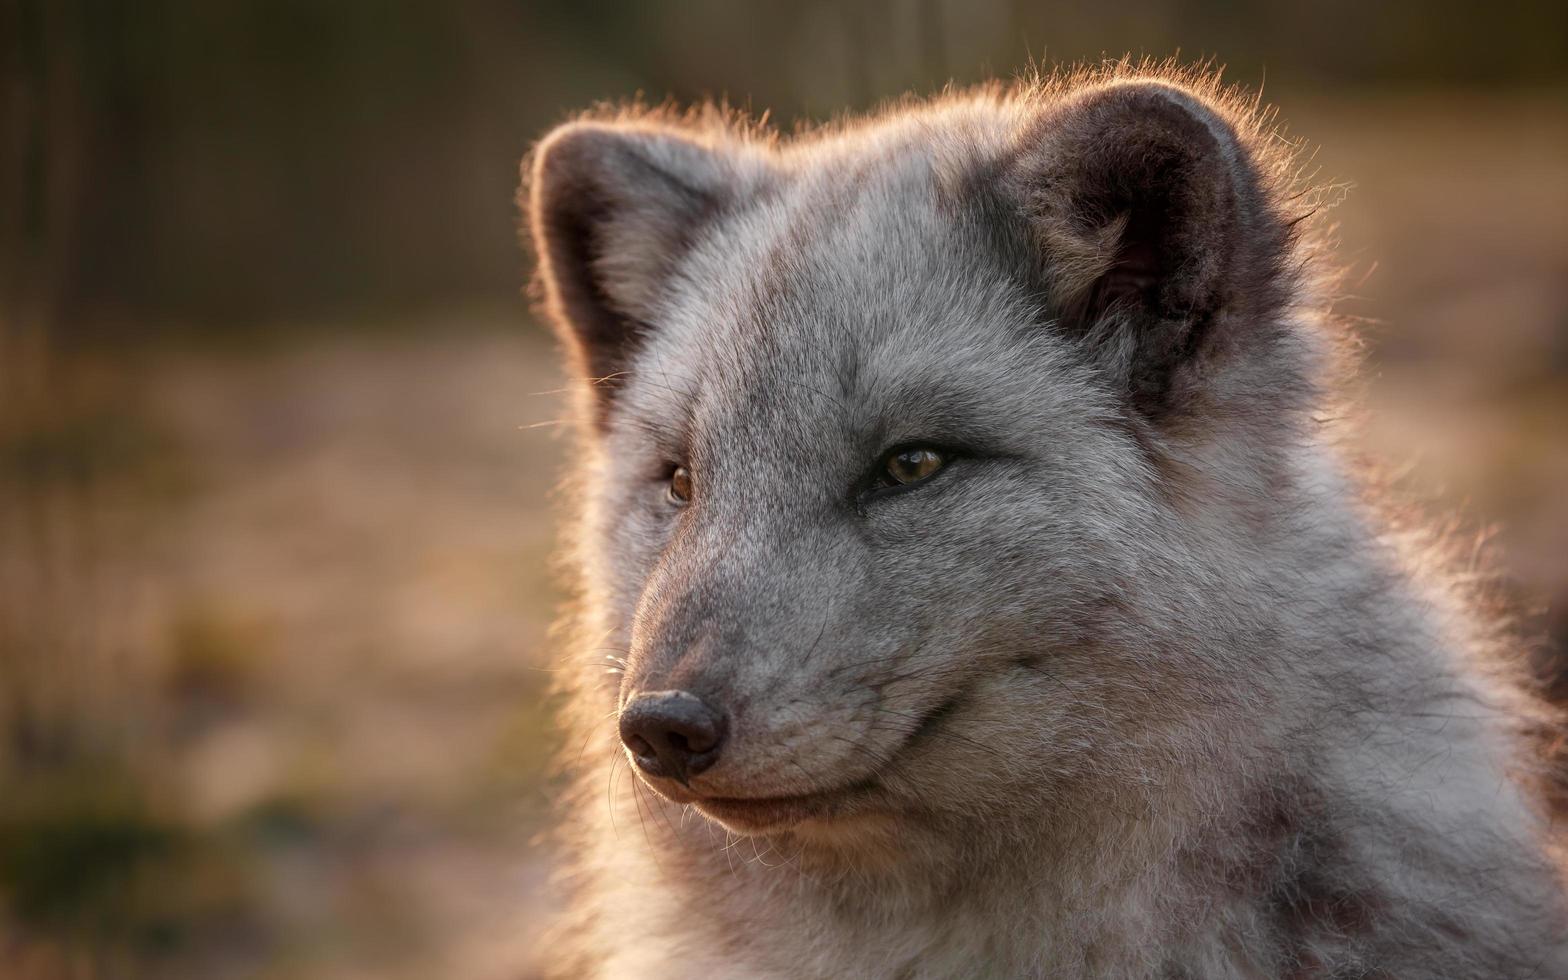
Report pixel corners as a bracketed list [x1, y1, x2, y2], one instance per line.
[1, 1, 1564, 977]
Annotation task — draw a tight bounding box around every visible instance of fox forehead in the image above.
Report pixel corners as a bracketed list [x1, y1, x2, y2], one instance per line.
[616, 157, 1093, 459]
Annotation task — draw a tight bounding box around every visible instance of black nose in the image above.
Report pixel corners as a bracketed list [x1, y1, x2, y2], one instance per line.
[618, 690, 726, 785]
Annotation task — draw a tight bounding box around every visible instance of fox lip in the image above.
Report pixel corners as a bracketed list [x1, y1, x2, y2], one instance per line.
[642, 773, 871, 816]
[632, 765, 882, 832]
[689, 781, 877, 833]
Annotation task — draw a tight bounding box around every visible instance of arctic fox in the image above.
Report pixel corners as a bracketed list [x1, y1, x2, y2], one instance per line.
[523, 65, 1568, 978]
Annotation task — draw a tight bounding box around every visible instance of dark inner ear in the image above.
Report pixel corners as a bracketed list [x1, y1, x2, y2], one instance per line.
[1012, 81, 1295, 418]
[526, 123, 734, 418]
[1089, 214, 1164, 318]
[540, 175, 652, 388]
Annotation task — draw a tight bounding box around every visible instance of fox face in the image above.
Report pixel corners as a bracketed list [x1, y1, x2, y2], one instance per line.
[529, 79, 1311, 846]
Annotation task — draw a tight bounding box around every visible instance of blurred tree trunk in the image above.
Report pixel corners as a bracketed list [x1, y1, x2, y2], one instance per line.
[0, 0, 92, 775]
[1, 0, 88, 414]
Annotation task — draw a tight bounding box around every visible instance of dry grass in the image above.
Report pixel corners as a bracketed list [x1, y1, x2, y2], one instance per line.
[1, 324, 568, 978]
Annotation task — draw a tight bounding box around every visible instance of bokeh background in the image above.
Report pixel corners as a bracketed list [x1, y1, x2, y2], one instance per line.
[2, 2, 1565, 977]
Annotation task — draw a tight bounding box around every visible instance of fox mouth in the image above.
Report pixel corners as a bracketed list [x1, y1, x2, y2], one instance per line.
[635, 690, 970, 834]
[688, 781, 877, 833]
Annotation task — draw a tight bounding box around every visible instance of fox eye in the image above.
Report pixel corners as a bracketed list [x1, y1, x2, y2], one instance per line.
[881, 447, 945, 487]
[667, 465, 692, 504]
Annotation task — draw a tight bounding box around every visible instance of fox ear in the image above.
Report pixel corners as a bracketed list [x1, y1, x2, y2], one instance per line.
[526, 122, 741, 398]
[1011, 81, 1296, 417]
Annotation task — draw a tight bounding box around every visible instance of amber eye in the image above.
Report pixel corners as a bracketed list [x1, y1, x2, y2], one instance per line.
[668, 465, 692, 504]
[882, 448, 945, 487]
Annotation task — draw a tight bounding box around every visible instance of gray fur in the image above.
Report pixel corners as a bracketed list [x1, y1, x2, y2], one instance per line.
[524, 65, 1568, 978]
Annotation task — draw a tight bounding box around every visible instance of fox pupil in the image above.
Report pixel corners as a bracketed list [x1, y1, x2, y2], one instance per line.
[886, 448, 944, 485]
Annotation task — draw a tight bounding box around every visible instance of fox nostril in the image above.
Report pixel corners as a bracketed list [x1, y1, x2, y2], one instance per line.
[675, 726, 718, 755]
[625, 733, 656, 761]
[618, 690, 726, 784]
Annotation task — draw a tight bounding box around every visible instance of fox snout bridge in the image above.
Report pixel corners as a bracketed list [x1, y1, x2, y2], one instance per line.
[618, 690, 726, 785]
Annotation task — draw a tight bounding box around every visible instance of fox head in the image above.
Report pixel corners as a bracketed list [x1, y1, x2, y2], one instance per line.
[527, 74, 1323, 848]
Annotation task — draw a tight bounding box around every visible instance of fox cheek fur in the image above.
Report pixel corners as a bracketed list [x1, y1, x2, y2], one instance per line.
[525, 66, 1568, 980]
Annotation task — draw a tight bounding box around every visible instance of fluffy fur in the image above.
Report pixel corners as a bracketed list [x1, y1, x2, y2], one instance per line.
[522, 62, 1568, 978]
